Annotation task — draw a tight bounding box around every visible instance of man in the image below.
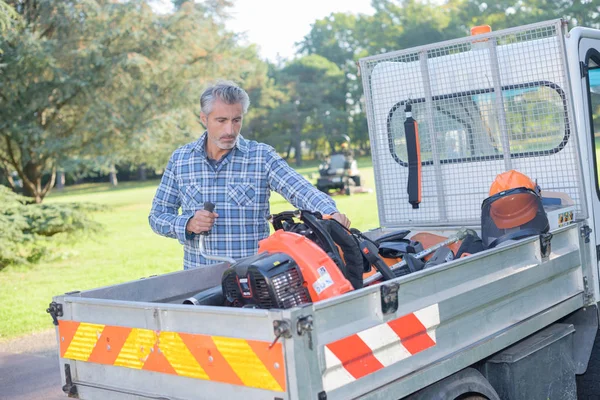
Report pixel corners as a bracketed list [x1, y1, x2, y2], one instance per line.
[149, 80, 351, 269]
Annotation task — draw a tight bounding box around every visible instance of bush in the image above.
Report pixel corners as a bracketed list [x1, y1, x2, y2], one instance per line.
[0, 185, 104, 269]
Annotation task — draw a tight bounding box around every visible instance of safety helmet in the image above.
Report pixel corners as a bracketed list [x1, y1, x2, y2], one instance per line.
[489, 169, 539, 197]
[481, 170, 549, 248]
[488, 170, 540, 229]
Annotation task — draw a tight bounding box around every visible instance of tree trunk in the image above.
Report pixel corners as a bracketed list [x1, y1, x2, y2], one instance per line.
[294, 134, 303, 167]
[284, 141, 293, 160]
[56, 171, 65, 190]
[21, 161, 43, 203]
[109, 164, 118, 186]
[137, 164, 147, 181]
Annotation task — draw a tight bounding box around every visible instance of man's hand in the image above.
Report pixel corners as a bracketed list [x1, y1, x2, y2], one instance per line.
[331, 212, 351, 229]
[186, 209, 219, 234]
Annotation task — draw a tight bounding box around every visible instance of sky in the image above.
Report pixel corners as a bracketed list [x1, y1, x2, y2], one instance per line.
[152, 1, 375, 61]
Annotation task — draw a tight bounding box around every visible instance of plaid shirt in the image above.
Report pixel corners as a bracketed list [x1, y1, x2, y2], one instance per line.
[149, 133, 338, 269]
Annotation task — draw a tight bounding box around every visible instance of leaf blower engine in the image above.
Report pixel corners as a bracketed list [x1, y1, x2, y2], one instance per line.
[188, 211, 362, 309]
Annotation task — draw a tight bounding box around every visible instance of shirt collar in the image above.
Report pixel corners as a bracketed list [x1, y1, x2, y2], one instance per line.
[192, 132, 248, 157]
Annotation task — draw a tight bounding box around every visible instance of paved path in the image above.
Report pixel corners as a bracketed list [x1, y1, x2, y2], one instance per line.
[0, 330, 64, 400]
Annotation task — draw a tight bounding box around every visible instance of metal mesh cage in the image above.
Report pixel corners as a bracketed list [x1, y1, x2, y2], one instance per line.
[360, 19, 585, 228]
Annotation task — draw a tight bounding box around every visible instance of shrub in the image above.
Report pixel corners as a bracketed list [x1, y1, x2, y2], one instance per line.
[0, 185, 104, 269]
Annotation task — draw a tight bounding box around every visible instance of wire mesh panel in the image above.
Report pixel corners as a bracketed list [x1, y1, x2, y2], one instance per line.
[360, 19, 585, 228]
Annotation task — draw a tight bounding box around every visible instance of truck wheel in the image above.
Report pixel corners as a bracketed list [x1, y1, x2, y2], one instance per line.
[403, 368, 499, 400]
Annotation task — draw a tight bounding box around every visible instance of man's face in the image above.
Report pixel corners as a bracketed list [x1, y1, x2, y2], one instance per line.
[201, 99, 244, 153]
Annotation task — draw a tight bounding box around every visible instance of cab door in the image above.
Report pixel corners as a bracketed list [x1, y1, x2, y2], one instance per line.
[579, 36, 600, 301]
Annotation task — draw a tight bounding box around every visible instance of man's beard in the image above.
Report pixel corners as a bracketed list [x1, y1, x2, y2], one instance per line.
[214, 135, 237, 150]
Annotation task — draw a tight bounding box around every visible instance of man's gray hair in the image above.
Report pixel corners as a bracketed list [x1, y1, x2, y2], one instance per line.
[200, 80, 250, 115]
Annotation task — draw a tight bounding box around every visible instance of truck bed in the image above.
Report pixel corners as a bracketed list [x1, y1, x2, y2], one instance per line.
[52, 223, 584, 400]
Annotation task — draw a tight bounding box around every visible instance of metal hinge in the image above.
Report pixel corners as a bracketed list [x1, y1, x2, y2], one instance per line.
[46, 302, 63, 326]
[583, 276, 595, 305]
[381, 282, 400, 314]
[269, 319, 292, 349]
[540, 232, 553, 260]
[62, 364, 78, 398]
[581, 61, 589, 78]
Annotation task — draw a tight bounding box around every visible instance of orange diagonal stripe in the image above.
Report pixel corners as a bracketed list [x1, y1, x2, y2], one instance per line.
[247, 340, 286, 391]
[88, 325, 132, 365]
[387, 313, 435, 354]
[142, 343, 178, 375]
[179, 332, 243, 386]
[58, 320, 80, 358]
[326, 334, 384, 379]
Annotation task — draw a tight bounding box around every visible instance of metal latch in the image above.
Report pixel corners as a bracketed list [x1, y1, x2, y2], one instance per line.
[297, 315, 314, 350]
[296, 315, 313, 335]
[381, 282, 400, 315]
[581, 225, 592, 243]
[581, 61, 589, 78]
[47, 302, 63, 326]
[269, 319, 292, 349]
[540, 232, 553, 260]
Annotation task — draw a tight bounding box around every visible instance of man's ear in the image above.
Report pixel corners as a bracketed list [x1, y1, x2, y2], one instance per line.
[199, 112, 208, 128]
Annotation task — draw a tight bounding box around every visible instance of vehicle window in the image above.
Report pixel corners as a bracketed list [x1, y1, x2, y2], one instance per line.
[586, 59, 600, 196]
[388, 82, 568, 166]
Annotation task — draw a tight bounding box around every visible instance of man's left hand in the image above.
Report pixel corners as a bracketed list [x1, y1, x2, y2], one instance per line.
[331, 212, 351, 229]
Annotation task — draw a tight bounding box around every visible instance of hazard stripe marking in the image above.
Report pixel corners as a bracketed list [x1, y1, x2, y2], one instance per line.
[323, 303, 440, 391]
[114, 328, 157, 369]
[58, 320, 80, 358]
[179, 332, 244, 386]
[247, 340, 286, 391]
[213, 336, 284, 392]
[58, 322, 286, 392]
[387, 313, 436, 354]
[63, 322, 105, 361]
[88, 325, 132, 365]
[157, 332, 208, 380]
[326, 334, 384, 379]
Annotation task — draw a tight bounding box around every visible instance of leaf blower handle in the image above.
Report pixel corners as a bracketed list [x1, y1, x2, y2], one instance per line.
[200, 202, 215, 236]
[198, 201, 236, 265]
[359, 240, 396, 281]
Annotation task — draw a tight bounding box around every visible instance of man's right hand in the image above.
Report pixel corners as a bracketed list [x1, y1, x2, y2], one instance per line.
[186, 209, 219, 234]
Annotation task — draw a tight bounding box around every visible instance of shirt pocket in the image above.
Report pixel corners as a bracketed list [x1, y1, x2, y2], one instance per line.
[180, 181, 205, 211]
[227, 178, 256, 207]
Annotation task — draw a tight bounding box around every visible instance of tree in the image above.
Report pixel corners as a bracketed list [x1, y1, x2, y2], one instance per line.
[0, 0, 17, 32]
[0, 0, 267, 201]
[298, 13, 369, 150]
[275, 55, 346, 165]
[458, 0, 600, 31]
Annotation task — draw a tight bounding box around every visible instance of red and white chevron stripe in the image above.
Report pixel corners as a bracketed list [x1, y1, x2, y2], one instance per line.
[322, 303, 440, 391]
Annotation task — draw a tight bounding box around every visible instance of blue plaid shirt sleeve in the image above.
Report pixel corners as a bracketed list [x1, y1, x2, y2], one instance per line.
[265, 147, 338, 215]
[148, 156, 194, 244]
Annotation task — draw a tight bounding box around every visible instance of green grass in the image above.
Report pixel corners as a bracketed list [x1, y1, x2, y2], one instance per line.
[0, 157, 379, 340]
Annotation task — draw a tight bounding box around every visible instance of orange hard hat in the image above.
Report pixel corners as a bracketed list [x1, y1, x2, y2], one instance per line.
[488, 170, 541, 229]
[489, 170, 537, 196]
[489, 192, 538, 229]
